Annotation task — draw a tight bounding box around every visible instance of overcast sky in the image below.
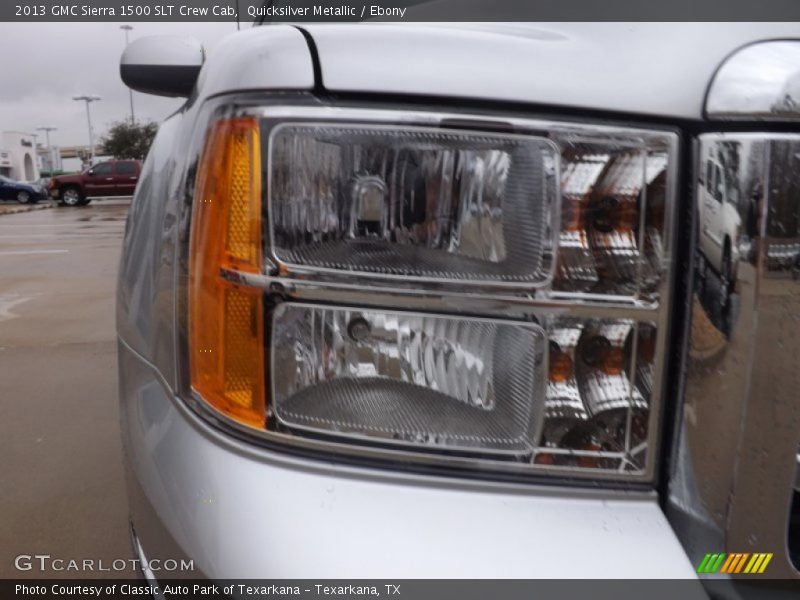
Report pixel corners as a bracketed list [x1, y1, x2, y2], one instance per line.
[0, 22, 238, 149]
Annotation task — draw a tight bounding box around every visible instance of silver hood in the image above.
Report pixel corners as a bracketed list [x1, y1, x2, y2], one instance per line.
[301, 22, 800, 119]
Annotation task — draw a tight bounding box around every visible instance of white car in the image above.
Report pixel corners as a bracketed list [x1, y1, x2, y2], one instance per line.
[697, 152, 742, 296]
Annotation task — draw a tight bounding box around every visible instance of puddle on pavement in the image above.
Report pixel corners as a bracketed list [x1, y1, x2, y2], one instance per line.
[77, 215, 123, 222]
[0, 293, 40, 321]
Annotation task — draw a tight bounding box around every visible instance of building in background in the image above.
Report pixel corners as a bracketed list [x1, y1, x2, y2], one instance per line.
[0, 131, 40, 181]
[37, 145, 64, 175]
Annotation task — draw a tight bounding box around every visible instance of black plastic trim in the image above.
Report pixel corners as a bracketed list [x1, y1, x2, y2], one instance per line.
[293, 25, 325, 93]
[120, 64, 200, 98]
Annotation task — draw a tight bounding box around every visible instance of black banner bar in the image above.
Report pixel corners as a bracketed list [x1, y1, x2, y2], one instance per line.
[1, 579, 721, 600]
[4, 0, 800, 22]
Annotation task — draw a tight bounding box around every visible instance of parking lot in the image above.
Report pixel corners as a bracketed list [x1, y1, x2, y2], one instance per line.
[0, 200, 135, 578]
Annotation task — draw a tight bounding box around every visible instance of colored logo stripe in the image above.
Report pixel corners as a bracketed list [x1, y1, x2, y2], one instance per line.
[745, 553, 773, 574]
[721, 553, 748, 573]
[697, 553, 726, 573]
[697, 553, 773, 574]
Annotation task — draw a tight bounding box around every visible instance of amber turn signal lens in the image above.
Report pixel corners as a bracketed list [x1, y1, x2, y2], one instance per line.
[578, 442, 604, 469]
[601, 346, 625, 376]
[189, 117, 265, 429]
[548, 343, 574, 383]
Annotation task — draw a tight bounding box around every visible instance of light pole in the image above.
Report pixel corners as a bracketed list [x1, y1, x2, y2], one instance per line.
[120, 25, 135, 123]
[72, 95, 101, 166]
[36, 127, 57, 176]
[29, 133, 39, 173]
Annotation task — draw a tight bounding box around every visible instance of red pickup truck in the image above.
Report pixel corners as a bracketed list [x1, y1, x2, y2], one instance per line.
[49, 159, 141, 206]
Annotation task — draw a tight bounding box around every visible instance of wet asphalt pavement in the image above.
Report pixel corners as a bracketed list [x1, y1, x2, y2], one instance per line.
[0, 199, 135, 578]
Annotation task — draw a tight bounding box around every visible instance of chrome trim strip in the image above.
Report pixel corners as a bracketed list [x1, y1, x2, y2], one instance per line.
[221, 267, 662, 320]
[795, 451, 800, 492]
[668, 132, 800, 579]
[130, 525, 166, 600]
[251, 104, 679, 141]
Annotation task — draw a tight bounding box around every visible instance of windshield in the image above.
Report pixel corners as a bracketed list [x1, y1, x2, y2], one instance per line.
[0, 175, 13, 183]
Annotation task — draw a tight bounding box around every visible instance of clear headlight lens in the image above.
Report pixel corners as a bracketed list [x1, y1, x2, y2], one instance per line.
[271, 303, 546, 455]
[268, 124, 559, 286]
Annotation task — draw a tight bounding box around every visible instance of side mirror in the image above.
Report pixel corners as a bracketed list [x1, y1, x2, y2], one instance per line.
[120, 35, 205, 98]
[88, 169, 95, 176]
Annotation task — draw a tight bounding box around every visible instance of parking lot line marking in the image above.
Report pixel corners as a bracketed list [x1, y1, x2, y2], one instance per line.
[0, 249, 69, 256]
[0, 234, 96, 237]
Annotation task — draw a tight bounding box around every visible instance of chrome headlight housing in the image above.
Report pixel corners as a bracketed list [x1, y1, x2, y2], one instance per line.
[182, 99, 678, 483]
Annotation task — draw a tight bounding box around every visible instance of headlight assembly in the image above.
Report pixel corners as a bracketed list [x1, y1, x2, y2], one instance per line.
[184, 101, 677, 483]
